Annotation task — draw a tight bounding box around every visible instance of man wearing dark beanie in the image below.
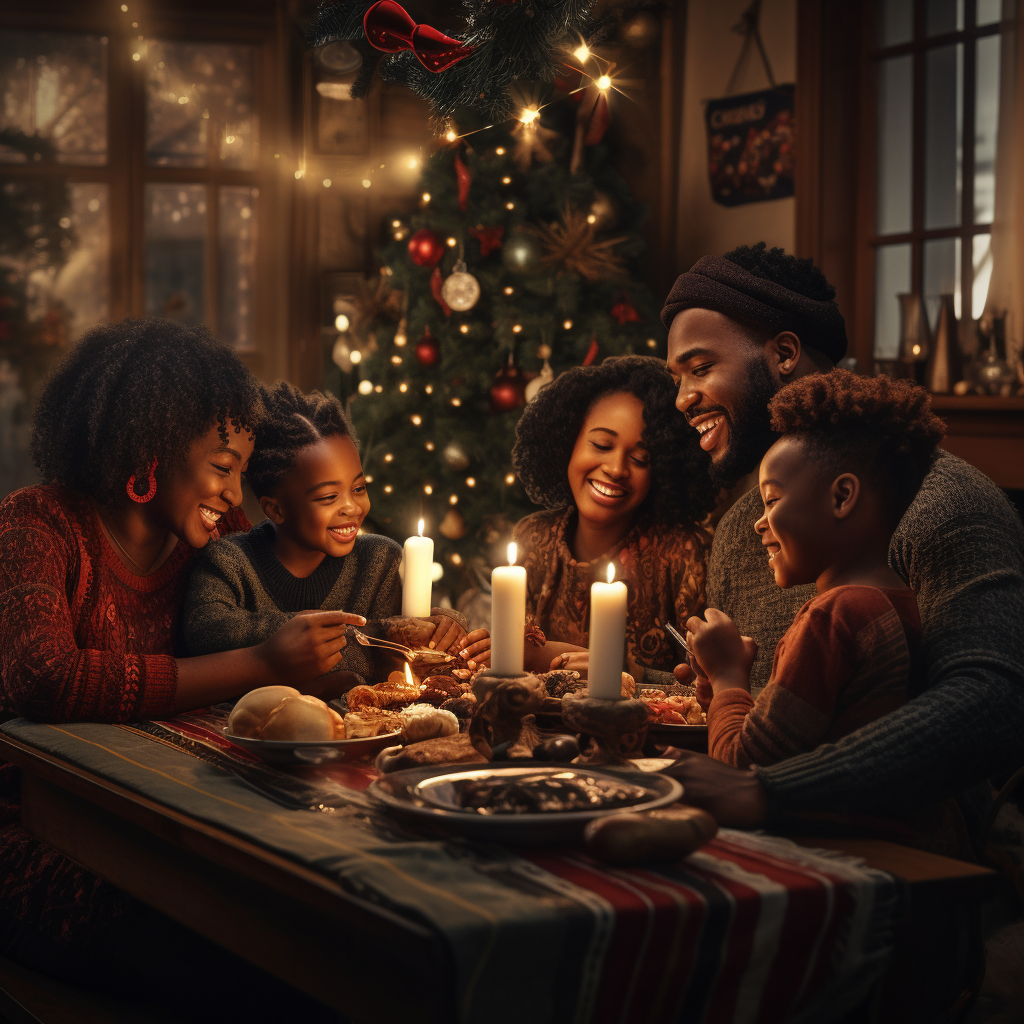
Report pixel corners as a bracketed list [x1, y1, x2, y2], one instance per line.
[660, 243, 1024, 847]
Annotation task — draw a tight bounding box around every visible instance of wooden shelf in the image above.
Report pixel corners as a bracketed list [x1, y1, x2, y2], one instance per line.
[930, 394, 1024, 413]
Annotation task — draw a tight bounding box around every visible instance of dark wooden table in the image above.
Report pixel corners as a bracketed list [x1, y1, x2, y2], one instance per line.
[0, 732, 997, 1024]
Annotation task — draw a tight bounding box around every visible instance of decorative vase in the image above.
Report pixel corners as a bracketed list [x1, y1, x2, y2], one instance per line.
[924, 294, 962, 393]
[898, 293, 930, 384]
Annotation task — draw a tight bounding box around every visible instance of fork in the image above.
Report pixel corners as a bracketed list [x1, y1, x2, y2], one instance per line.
[664, 622, 694, 658]
[350, 629, 456, 664]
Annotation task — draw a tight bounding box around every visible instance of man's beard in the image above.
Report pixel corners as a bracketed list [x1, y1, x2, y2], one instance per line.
[710, 355, 780, 490]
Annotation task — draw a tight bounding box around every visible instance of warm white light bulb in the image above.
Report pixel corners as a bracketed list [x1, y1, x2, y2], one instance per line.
[574, 44, 590, 62]
[334, 313, 350, 332]
[349, 350, 361, 364]
[519, 107, 540, 125]
[597, 75, 612, 90]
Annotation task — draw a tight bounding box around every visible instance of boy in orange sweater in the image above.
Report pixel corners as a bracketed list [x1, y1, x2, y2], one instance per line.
[686, 370, 945, 770]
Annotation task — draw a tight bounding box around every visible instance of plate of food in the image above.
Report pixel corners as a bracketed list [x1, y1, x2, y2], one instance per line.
[222, 685, 404, 765]
[368, 763, 683, 844]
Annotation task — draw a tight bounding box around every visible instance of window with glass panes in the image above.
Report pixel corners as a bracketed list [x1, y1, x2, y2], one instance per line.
[872, 0, 1003, 359]
[0, 19, 275, 497]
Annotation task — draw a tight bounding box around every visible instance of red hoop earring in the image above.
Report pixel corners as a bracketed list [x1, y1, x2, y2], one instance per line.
[127, 460, 158, 504]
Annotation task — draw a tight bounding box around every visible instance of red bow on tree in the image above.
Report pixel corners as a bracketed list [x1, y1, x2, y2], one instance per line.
[611, 296, 641, 325]
[363, 0, 474, 73]
[468, 224, 504, 257]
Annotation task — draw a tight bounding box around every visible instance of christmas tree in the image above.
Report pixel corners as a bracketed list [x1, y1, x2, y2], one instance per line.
[326, 98, 666, 599]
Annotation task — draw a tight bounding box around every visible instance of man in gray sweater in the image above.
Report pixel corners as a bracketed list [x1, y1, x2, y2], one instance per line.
[661, 243, 1024, 840]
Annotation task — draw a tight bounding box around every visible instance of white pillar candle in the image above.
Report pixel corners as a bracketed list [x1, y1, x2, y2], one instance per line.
[490, 541, 526, 675]
[588, 563, 628, 699]
[402, 519, 434, 617]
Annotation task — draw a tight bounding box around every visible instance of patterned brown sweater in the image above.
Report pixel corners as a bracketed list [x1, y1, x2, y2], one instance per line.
[512, 507, 710, 682]
[708, 586, 921, 769]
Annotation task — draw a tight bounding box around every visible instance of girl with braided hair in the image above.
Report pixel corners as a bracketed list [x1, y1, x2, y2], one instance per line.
[0, 318, 358, 1015]
[182, 381, 488, 679]
[511, 356, 716, 684]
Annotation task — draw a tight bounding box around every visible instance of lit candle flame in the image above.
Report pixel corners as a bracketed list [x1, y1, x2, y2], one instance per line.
[417, 518, 424, 537]
[404, 663, 417, 687]
[607, 562, 615, 584]
[507, 541, 517, 566]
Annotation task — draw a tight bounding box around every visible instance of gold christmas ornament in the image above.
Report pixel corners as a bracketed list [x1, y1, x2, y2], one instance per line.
[442, 441, 471, 470]
[535, 207, 627, 281]
[440, 261, 481, 311]
[438, 508, 467, 540]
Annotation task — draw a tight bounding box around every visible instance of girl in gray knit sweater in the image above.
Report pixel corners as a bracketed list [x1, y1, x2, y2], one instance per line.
[181, 383, 485, 684]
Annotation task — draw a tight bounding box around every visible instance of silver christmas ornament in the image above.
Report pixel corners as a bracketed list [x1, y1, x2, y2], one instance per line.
[442, 441, 470, 470]
[441, 261, 481, 311]
[525, 358, 555, 402]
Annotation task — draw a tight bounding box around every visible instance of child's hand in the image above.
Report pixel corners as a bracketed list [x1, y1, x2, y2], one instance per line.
[258, 609, 366, 683]
[685, 609, 757, 694]
[459, 628, 491, 669]
[550, 650, 589, 675]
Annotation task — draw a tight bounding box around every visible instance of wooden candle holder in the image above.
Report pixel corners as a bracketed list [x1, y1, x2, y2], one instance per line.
[468, 669, 547, 760]
[560, 694, 650, 767]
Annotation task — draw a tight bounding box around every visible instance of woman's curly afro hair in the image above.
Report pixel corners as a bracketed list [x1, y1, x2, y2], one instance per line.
[769, 370, 946, 526]
[512, 355, 717, 529]
[246, 381, 356, 499]
[31, 317, 263, 508]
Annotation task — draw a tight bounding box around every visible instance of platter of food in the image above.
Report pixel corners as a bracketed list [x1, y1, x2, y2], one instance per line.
[369, 763, 683, 844]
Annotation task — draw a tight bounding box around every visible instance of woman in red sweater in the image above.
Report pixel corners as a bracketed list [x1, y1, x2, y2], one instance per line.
[0, 318, 351, 1019]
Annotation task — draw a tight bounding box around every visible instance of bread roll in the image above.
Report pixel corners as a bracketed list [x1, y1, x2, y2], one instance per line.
[583, 805, 717, 865]
[260, 694, 346, 741]
[227, 686, 301, 738]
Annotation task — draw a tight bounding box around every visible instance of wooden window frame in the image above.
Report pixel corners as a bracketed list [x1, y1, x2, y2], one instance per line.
[0, 1, 295, 382]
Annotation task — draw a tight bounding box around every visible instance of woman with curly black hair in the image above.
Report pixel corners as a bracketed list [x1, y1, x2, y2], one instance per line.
[511, 356, 716, 683]
[0, 318, 357, 1017]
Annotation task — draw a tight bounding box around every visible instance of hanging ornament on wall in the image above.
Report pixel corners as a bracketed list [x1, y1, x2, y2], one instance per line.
[588, 190, 619, 232]
[442, 440, 471, 470]
[408, 228, 445, 268]
[619, 9, 661, 49]
[525, 343, 555, 403]
[440, 260, 481, 311]
[438, 507, 467, 540]
[502, 231, 542, 274]
[489, 354, 527, 413]
[415, 326, 441, 366]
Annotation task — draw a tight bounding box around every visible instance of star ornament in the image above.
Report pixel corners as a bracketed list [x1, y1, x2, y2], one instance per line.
[534, 206, 627, 282]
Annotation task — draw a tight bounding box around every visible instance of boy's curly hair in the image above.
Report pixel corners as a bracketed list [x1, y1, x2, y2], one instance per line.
[31, 317, 263, 508]
[769, 370, 946, 526]
[246, 381, 357, 498]
[512, 356, 717, 529]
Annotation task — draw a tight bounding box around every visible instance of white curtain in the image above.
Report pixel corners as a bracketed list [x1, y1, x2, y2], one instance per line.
[986, 0, 1024, 366]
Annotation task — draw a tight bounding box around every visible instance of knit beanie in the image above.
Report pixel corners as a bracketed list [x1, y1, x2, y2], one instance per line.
[661, 254, 848, 364]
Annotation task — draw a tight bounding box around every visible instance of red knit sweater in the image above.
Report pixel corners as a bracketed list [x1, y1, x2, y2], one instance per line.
[0, 484, 249, 941]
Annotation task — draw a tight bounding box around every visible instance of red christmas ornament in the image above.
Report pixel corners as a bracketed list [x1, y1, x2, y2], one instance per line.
[468, 224, 504, 257]
[489, 359, 526, 413]
[363, 1, 474, 73]
[415, 327, 441, 366]
[430, 266, 452, 315]
[408, 229, 445, 268]
[454, 152, 471, 211]
[582, 337, 599, 366]
[610, 296, 641, 325]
